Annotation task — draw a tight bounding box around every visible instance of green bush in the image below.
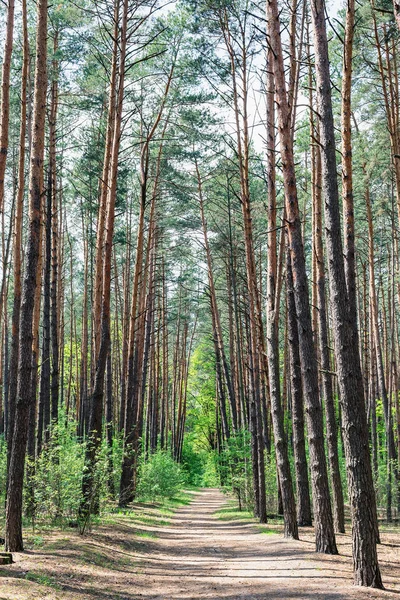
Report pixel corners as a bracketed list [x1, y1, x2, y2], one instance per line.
[181, 448, 203, 486]
[0, 435, 6, 508]
[137, 451, 184, 501]
[216, 430, 253, 510]
[32, 419, 85, 522]
[201, 451, 219, 486]
[181, 438, 217, 486]
[30, 413, 118, 524]
[109, 430, 124, 496]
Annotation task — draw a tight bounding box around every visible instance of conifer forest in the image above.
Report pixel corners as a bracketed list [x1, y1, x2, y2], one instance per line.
[0, 0, 400, 597]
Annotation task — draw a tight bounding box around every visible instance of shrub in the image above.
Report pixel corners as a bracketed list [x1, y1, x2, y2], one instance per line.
[216, 430, 253, 510]
[181, 439, 211, 486]
[201, 451, 219, 486]
[0, 436, 6, 508]
[30, 412, 119, 525]
[32, 419, 85, 523]
[136, 451, 184, 501]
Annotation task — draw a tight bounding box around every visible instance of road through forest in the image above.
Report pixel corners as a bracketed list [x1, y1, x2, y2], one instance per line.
[1, 488, 400, 599]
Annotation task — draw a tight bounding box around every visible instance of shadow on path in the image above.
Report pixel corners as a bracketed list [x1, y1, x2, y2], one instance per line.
[1, 488, 399, 600]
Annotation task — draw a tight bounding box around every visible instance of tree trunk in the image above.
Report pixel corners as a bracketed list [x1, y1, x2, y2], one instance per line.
[120, 69, 174, 505]
[78, 204, 89, 438]
[5, 0, 47, 552]
[310, 0, 382, 585]
[7, 0, 28, 474]
[0, 0, 15, 215]
[393, 0, 400, 33]
[341, 0, 358, 338]
[364, 172, 397, 518]
[286, 248, 312, 527]
[267, 0, 337, 554]
[312, 120, 345, 534]
[81, 0, 128, 518]
[50, 36, 59, 424]
[265, 47, 298, 537]
[38, 163, 52, 447]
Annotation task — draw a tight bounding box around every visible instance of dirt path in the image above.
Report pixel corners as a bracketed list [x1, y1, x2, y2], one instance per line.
[1, 488, 400, 599]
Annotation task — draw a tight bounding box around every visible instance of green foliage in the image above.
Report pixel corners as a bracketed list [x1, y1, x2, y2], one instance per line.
[217, 431, 253, 511]
[181, 436, 219, 486]
[375, 458, 399, 512]
[32, 418, 85, 523]
[136, 451, 185, 502]
[264, 453, 278, 514]
[185, 340, 217, 452]
[0, 435, 6, 509]
[25, 571, 61, 590]
[181, 437, 206, 485]
[109, 430, 124, 497]
[216, 431, 279, 515]
[201, 451, 219, 486]
[29, 412, 123, 526]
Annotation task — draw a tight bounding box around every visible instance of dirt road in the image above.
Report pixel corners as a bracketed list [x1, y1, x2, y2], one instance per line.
[1, 488, 399, 599]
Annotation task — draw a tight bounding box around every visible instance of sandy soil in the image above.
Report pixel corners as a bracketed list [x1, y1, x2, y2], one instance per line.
[1, 488, 399, 599]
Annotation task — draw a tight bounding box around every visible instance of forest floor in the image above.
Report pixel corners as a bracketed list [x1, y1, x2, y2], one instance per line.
[1, 488, 400, 600]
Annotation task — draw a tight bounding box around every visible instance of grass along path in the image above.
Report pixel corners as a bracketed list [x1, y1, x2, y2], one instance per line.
[0, 490, 194, 599]
[1, 488, 400, 599]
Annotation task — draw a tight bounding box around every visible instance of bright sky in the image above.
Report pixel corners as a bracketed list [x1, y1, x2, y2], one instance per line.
[246, 0, 347, 154]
